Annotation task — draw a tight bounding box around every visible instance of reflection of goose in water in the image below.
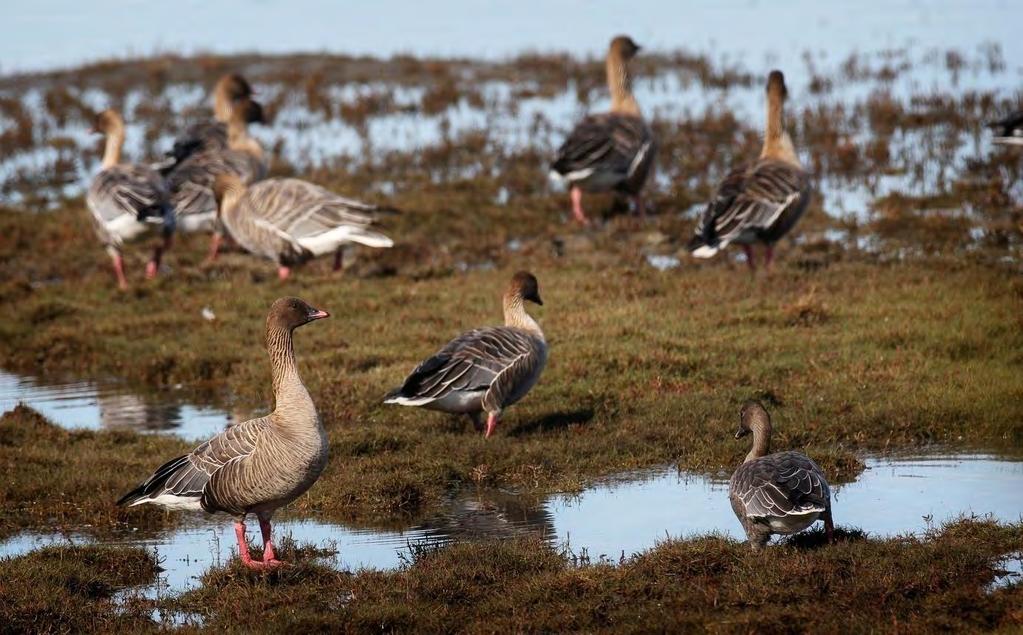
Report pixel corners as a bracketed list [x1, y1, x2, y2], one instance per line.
[96, 391, 183, 433]
[418, 489, 555, 543]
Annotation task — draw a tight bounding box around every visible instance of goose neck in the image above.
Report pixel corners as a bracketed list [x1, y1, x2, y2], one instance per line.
[744, 421, 772, 463]
[266, 325, 316, 426]
[503, 294, 543, 337]
[101, 130, 124, 169]
[607, 53, 640, 116]
[760, 94, 800, 166]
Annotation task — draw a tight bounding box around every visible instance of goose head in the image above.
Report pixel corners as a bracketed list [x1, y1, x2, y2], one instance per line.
[609, 35, 641, 61]
[90, 109, 124, 137]
[236, 97, 267, 125]
[216, 73, 255, 101]
[766, 70, 788, 102]
[507, 271, 543, 306]
[735, 400, 771, 439]
[267, 297, 330, 333]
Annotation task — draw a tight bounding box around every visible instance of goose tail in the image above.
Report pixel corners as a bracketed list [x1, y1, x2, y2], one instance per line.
[687, 235, 719, 258]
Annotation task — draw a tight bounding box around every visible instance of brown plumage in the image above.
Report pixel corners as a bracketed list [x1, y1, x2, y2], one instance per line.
[165, 103, 268, 259]
[213, 174, 394, 280]
[164, 74, 265, 166]
[384, 271, 548, 438]
[727, 401, 834, 549]
[86, 109, 174, 290]
[689, 70, 811, 269]
[550, 35, 657, 224]
[117, 297, 330, 569]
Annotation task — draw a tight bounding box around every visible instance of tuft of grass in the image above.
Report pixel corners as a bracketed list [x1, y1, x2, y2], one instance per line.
[0, 544, 160, 632]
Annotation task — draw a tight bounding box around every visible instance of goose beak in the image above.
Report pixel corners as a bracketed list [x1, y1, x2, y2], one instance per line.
[734, 428, 750, 439]
[308, 309, 330, 321]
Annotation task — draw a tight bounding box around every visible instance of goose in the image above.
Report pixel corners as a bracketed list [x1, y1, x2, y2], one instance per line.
[688, 70, 811, 270]
[728, 401, 834, 550]
[989, 111, 1023, 146]
[117, 297, 330, 570]
[163, 73, 265, 167]
[212, 174, 395, 280]
[86, 109, 174, 290]
[384, 271, 547, 438]
[166, 105, 269, 260]
[550, 35, 657, 225]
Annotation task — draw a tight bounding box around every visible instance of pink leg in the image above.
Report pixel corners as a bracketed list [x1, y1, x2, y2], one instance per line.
[146, 234, 172, 279]
[333, 248, 343, 272]
[742, 244, 756, 272]
[484, 412, 499, 438]
[764, 245, 775, 272]
[205, 233, 223, 263]
[570, 186, 589, 225]
[278, 266, 291, 281]
[234, 520, 259, 568]
[824, 508, 834, 545]
[258, 515, 282, 566]
[111, 252, 128, 291]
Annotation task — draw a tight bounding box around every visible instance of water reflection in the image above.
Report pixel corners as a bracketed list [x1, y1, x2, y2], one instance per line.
[0, 370, 232, 441]
[1, 453, 1020, 596]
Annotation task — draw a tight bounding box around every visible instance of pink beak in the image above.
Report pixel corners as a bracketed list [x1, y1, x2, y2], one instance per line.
[308, 309, 330, 320]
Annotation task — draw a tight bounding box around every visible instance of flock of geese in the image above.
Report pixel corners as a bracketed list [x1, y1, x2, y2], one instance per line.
[87, 35, 815, 290]
[118, 273, 827, 566]
[106, 31, 1022, 568]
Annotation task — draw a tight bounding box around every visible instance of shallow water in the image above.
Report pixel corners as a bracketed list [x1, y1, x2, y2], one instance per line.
[0, 370, 233, 441]
[1, 453, 1020, 596]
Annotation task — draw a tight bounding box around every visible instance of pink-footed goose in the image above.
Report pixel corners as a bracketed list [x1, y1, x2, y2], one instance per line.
[117, 297, 330, 569]
[213, 174, 395, 280]
[163, 73, 265, 167]
[166, 105, 269, 260]
[728, 401, 834, 550]
[550, 35, 657, 225]
[989, 111, 1023, 146]
[86, 110, 174, 290]
[384, 272, 547, 438]
[688, 70, 811, 271]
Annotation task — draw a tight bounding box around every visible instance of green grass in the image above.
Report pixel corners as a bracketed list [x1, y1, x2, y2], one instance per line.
[1, 205, 1021, 533]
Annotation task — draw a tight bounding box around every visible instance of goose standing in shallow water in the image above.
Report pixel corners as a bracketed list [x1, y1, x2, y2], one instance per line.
[384, 272, 547, 438]
[86, 110, 174, 290]
[213, 174, 395, 280]
[989, 111, 1023, 146]
[550, 35, 657, 225]
[117, 297, 330, 570]
[728, 401, 834, 550]
[166, 105, 269, 260]
[688, 70, 811, 270]
[163, 73, 265, 168]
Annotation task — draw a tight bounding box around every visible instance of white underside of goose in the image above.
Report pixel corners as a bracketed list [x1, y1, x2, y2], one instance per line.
[384, 390, 483, 413]
[106, 214, 155, 243]
[129, 493, 204, 511]
[176, 211, 217, 234]
[297, 226, 394, 256]
[753, 510, 823, 534]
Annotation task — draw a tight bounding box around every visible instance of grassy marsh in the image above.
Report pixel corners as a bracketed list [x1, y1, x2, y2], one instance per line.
[1, 46, 1022, 631]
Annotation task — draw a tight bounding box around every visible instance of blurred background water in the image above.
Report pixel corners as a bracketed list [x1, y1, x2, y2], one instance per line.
[2, 0, 1020, 75]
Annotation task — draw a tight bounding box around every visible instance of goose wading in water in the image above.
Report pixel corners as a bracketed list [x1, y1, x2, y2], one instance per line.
[688, 70, 811, 270]
[166, 103, 270, 261]
[549, 35, 657, 225]
[86, 109, 175, 290]
[988, 111, 1023, 146]
[212, 173, 395, 280]
[117, 297, 330, 569]
[162, 73, 265, 168]
[728, 401, 834, 550]
[384, 271, 548, 438]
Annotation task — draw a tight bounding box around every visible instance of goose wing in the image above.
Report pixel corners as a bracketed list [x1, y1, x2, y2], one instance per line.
[386, 327, 541, 407]
[691, 159, 809, 252]
[551, 113, 653, 184]
[167, 150, 265, 219]
[87, 165, 168, 224]
[116, 417, 265, 513]
[166, 121, 229, 166]
[243, 178, 394, 254]
[731, 451, 830, 520]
